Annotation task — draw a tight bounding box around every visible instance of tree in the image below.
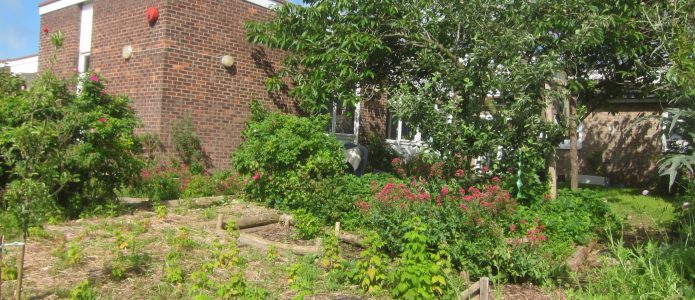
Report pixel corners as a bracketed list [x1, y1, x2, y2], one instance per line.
[0, 72, 143, 236]
[247, 0, 659, 195]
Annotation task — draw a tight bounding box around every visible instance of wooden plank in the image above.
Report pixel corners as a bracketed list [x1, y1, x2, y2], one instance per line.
[237, 232, 319, 256]
[459, 281, 480, 299]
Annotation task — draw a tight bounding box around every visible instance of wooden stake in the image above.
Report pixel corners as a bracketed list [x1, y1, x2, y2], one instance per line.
[479, 277, 489, 300]
[0, 234, 4, 299]
[15, 234, 25, 300]
[216, 214, 224, 230]
[334, 222, 341, 235]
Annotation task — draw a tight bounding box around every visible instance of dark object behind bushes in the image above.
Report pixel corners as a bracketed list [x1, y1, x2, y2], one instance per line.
[364, 134, 398, 173]
[0, 72, 142, 234]
[232, 101, 345, 209]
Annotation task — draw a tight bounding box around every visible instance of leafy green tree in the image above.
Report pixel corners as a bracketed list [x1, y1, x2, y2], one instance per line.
[247, 0, 657, 194]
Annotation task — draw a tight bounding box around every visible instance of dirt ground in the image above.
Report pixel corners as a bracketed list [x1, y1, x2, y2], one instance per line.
[0, 199, 557, 299]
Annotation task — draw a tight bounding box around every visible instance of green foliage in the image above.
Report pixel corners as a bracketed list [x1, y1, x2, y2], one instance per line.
[110, 230, 152, 280]
[53, 239, 84, 268]
[0, 72, 142, 232]
[171, 117, 208, 172]
[293, 209, 322, 240]
[287, 259, 320, 298]
[1, 256, 18, 281]
[388, 217, 451, 299]
[0, 68, 25, 97]
[320, 232, 343, 270]
[68, 280, 97, 300]
[569, 236, 695, 299]
[163, 251, 185, 284]
[365, 134, 399, 173]
[353, 232, 390, 294]
[518, 189, 618, 245]
[232, 101, 345, 210]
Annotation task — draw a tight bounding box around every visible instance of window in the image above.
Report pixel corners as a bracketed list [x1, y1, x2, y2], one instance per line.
[662, 111, 691, 153]
[386, 111, 426, 143]
[328, 102, 360, 144]
[78, 2, 93, 74]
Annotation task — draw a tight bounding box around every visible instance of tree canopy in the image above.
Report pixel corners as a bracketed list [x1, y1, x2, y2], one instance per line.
[247, 0, 677, 185]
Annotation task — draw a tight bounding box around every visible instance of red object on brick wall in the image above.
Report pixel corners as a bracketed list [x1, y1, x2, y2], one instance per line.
[146, 7, 159, 25]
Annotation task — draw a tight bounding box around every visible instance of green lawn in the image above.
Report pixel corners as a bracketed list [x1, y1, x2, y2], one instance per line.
[584, 186, 676, 231]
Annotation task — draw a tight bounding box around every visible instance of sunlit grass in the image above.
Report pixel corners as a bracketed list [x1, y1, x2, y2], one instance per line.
[585, 186, 676, 230]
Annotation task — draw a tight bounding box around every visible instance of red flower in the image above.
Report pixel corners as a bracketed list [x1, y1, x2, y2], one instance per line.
[520, 219, 527, 225]
[42, 27, 49, 34]
[459, 204, 468, 211]
[98, 117, 107, 123]
[509, 224, 517, 232]
[252, 171, 261, 181]
[454, 169, 465, 178]
[492, 176, 501, 183]
[539, 235, 547, 241]
[90, 75, 100, 82]
[441, 186, 449, 197]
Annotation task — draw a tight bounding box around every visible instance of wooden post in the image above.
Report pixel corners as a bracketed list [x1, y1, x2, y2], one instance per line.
[14, 234, 25, 300]
[216, 214, 224, 230]
[334, 222, 341, 235]
[479, 277, 489, 300]
[0, 234, 4, 299]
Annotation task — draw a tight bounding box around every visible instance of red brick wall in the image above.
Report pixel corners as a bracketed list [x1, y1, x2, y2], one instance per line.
[157, 0, 292, 169]
[38, 5, 81, 77]
[556, 103, 663, 188]
[90, 0, 169, 135]
[359, 95, 388, 142]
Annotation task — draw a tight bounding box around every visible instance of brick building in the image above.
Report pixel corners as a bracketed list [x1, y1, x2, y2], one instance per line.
[37, 0, 387, 170]
[36, 0, 668, 188]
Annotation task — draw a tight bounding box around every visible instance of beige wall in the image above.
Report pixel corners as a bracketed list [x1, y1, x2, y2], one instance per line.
[557, 103, 664, 188]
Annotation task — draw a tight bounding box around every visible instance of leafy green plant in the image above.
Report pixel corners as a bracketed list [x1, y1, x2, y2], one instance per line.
[163, 251, 185, 284]
[232, 101, 345, 210]
[155, 204, 168, 219]
[266, 245, 279, 262]
[320, 233, 343, 270]
[293, 209, 322, 240]
[109, 231, 151, 280]
[1, 256, 18, 281]
[353, 232, 390, 294]
[68, 280, 97, 300]
[53, 239, 84, 268]
[388, 217, 450, 299]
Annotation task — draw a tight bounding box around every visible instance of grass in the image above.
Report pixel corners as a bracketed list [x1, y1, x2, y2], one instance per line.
[584, 186, 676, 231]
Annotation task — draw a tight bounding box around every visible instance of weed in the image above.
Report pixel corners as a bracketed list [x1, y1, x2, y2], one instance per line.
[293, 209, 322, 239]
[266, 245, 279, 262]
[155, 205, 168, 219]
[320, 233, 342, 270]
[68, 280, 97, 300]
[53, 239, 84, 268]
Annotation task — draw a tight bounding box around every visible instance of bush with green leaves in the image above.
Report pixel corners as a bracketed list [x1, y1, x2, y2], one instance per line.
[171, 116, 209, 174]
[0, 72, 142, 234]
[232, 101, 345, 210]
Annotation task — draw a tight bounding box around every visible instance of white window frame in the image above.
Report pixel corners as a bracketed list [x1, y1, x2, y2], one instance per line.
[385, 112, 426, 145]
[329, 102, 361, 144]
[77, 2, 93, 74]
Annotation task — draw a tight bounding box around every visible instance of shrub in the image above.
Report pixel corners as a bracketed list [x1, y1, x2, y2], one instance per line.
[293, 209, 322, 239]
[171, 117, 209, 173]
[68, 280, 97, 300]
[232, 101, 345, 210]
[0, 72, 142, 231]
[365, 134, 399, 173]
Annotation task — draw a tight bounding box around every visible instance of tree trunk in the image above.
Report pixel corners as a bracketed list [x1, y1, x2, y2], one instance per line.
[544, 84, 558, 199]
[569, 96, 579, 191]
